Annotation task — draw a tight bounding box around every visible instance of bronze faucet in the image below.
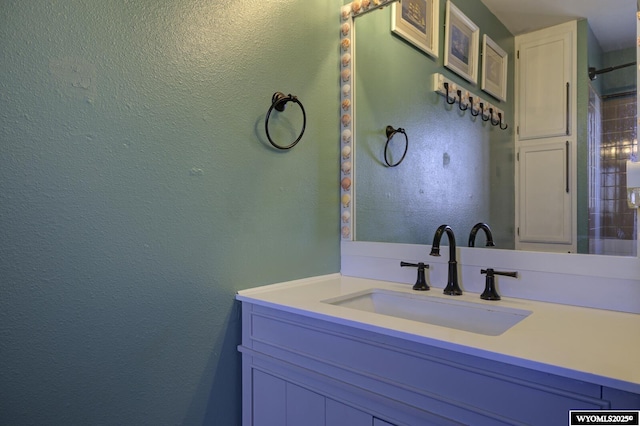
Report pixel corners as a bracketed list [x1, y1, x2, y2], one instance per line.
[468, 222, 496, 247]
[430, 225, 462, 295]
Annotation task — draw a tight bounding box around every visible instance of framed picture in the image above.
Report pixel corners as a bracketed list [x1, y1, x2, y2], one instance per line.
[391, 0, 439, 58]
[481, 34, 508, 102]
[444, 0, 479, 84]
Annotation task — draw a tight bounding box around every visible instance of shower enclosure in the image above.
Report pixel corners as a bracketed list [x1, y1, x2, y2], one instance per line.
[588, 48, 637, 256]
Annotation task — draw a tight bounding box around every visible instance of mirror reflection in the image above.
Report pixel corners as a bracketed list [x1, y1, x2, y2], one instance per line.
[351, 0, 637, 256]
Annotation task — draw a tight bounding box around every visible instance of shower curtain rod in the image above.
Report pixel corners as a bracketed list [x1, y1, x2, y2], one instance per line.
[601, 89, 636, 100]
[588, 61, 636, 80]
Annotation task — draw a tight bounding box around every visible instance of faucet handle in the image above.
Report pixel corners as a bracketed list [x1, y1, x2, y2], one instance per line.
[400, 261, 430, 291]
[480, 268, 518, 300]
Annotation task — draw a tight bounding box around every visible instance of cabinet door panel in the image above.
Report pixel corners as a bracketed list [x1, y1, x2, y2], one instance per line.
[253, 370, 286, 426]
[286, 382, 325, 426]
[517, 25, 573, 140]
[326, 399, 372, 426]
[518, 141, 573, 247]
[602, 387, 640, 409]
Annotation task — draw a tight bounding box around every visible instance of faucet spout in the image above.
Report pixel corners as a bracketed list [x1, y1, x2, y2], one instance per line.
[468, 222, 496, 247]
[429, 225, 462, 295]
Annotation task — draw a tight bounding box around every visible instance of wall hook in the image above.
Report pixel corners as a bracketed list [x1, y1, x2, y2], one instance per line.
[443, 82, 456, 105]
[456, 90, 468, 111]
[468, 96, 479, 116]
[489, 108, 500, 126]
[384, 125, 409, 167]
[479, 102, 490, 121]
[265, 92, 307, 150]
[498, 112, 508, 130]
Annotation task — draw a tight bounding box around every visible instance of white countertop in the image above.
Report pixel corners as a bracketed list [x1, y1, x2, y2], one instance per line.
[237, 273, 640, 394]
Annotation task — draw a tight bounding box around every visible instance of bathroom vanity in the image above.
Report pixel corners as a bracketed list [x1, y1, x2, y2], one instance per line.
[237, 1, 640, 423]
[237, 274, 640, 426]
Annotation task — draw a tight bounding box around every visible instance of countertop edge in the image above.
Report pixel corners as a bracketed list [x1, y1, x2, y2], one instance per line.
[238, 296, 640, 395]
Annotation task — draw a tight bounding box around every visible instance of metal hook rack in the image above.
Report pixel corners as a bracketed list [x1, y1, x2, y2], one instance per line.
[443, 82, 456, 105]
[498, 112, 508, 130]
[469, 96, 480, 117]
[433, 73, 508, 131]
[457, 90, 468, 111]
[489, 108, 500, 126]
[479, 102, 490, 122]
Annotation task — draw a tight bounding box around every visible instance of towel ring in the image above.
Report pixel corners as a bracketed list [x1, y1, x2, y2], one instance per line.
[384, 125, 408, 167]
[265, 92, 307, 150]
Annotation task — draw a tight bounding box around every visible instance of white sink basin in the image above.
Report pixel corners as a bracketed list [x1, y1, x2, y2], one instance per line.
[323, 289, 532, 336]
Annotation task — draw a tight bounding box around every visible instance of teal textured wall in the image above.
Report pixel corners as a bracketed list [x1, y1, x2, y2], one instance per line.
[577, 19, 590, 253]
[602, 47, 637, 95]
[0, 0, 340, 424]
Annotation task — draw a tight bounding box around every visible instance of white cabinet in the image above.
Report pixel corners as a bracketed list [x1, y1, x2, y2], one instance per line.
[250, 369, 391, 426]
[603, 387, 640, 409]
[515, 21, 577, 252]
[252, 370, 287, 426]
[327, 399, 373, 426]
[373, 419, 395, 426]
[517, 139, 573, 248]
[239, 302, 636, 426]
[516, 22, 575, 140]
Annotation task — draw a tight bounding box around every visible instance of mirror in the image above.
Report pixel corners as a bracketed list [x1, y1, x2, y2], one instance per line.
[339, 0, 637, 257]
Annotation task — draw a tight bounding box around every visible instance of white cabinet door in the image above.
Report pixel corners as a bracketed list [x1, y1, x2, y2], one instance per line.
[517, 140, 574, 251]
[326, 399, 372, 426]
[516, 22, 575, 140]
[602, 387, 640, 409]
[287, 382, 325, 426]
[253, 370, 286, 426]
[252, 370, 325, 426]
[373, 419, 396, 426]
[249, 370, 403, 426]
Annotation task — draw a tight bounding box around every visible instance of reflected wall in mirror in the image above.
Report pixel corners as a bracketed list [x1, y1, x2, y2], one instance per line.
[340, 0, 637, 257]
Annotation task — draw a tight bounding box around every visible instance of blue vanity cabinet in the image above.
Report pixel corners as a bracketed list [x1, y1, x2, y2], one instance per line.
[602, 387, 640, 409]
[253, 369, 328, 426]
[252, 369, 377, 426]
[373, 419, 396, 426]
[239, 301, 634, 426]
[327, 399, 375, 426]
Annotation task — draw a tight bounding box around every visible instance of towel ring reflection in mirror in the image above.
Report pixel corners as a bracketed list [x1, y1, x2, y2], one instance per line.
[384, 125, 409, 167]
[265, 92, 307, 150]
